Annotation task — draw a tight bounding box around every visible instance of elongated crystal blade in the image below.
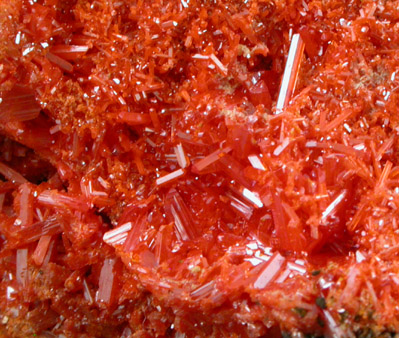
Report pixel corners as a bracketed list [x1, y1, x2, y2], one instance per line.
[276, 34, 305, 114]
[253, 252, 285, 289]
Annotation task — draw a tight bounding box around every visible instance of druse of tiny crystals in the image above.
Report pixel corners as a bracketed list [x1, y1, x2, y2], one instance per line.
[1, 0, 399, 337]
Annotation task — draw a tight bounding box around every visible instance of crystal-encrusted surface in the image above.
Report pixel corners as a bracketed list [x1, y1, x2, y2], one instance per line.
[1, 0, 399, 337]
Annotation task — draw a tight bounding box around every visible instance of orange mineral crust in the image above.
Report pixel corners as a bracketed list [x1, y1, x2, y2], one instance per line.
[1, 0, 399, 337]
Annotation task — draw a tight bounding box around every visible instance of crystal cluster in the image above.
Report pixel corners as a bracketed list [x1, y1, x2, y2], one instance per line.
[1, 0, 399, 337]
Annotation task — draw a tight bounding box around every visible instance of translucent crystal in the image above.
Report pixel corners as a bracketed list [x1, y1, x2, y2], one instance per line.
[276, 34, 304, 113]
[0, 87, 41, 122]
[16, 248, 28, 288]
[96, 258, 117, 305]
[164, 189, 197, 241]
[32, 235, 52, 266]
[0, 162, 27, 184]
[253, 252, 285, 289]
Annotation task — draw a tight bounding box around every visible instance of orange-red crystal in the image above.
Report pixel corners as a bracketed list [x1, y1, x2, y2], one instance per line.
[1, 0, 399, 337]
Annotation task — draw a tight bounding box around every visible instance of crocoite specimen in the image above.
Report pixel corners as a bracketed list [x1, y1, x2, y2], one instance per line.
[1, 0, 399, 337]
